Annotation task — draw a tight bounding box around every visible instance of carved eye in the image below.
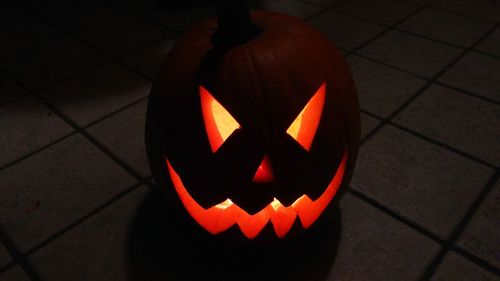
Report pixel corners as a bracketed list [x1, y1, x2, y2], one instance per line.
[286, 82, 326, 151]
[200, 86, 240, 153]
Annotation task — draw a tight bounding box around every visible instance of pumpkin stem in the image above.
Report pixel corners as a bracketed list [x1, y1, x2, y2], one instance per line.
[213, 0, 260, 48]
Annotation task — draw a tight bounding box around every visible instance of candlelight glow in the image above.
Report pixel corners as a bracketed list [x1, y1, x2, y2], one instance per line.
[200, 85, 240, 153]
[166, 151, 347, 239]
[287, 82, 326, 151]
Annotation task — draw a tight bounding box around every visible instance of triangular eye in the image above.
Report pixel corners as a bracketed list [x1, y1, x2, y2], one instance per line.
[200, 85, 240, 153]
[286, 82, 326, 151]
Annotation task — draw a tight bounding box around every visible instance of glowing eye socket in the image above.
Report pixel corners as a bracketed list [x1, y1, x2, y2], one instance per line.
[200, 86, 240, 153]
[286, 82, 326, 151]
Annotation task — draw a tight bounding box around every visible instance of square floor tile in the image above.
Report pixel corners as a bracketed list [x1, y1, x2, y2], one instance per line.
[301, 0, 344, 8]
[308, 11, 385, 51]
[432, 0, 500, 22]
[88, 100, 150, 177]
[0, 16, 63, 58]
[335, 0, 420, 26]
[358, 30, 462, 78]
[0, 266, 30, 281]
[0, 243, 10, 268]
[328, 193, 439, 281]
[476, 26, 500, 57]
[79, 17, 172, 58]
[0, 39, 106, 90]
[0, 96, 72, 168]
[0, 134, 136, 252]
[431, 252, 499, 281]
[0, 74, 27, 105]
[41, 63, 151, 126]
[351, 126, 494, 238]
[348, 55, 426, 117]
[29, 186, 148, 281]
[250, 0, 322, 19]
[119, 36, 178, 79]
[394, 84, 500, 165]
[143, 5, 215, 32]
[398, 8, 493, 47]
[39, 0, 127, 34]
[360, 113, 380, 139]
[458, 179, 500, 269]
[439, 52, 500, 103]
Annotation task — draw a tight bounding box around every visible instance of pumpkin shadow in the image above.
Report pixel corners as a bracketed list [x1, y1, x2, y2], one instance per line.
[127, 188, 341, 281]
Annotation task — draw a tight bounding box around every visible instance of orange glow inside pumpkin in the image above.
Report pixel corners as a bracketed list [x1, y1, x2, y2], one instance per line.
[252, 155, 274, 183]
[287, 82, 326, 151]
[166, 151, 347, 239]
[200, 85, 240, 153]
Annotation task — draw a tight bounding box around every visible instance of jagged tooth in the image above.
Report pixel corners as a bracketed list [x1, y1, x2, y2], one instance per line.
[196, 207, 223, 235]
[270, 201, 297, 238]
[291, 195, 314, 228]
[236, 207, 271, 239]
[206, 202, 240, 234]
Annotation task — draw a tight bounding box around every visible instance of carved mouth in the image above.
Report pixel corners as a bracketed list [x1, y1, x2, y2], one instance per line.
[166, 151, 347, 239]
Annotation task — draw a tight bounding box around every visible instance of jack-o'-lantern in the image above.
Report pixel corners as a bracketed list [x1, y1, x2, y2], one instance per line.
[146, 0, 360, 240]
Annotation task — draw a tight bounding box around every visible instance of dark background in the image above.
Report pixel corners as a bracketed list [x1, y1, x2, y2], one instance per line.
[0, 0, 499, 280]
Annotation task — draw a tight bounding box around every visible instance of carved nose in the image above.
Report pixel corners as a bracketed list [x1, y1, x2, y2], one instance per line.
[252, 155, 274, 183]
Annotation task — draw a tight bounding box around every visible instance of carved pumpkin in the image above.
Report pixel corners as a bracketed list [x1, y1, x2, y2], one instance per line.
[146, 0, 360, 240]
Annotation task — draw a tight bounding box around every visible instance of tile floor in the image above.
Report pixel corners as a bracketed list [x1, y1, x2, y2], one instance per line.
[0, 0, 499, 280]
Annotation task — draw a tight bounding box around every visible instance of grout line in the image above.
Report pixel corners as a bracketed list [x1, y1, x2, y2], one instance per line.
[326, 6, 500, 62]
[426, 6, 500, 25]
[349, 180, 500, 278]
[0, 66, 149, 183]
[340, 0, 439, 57]
[347, 188, 444, 243]
[434, 80, 500, 106]
[392, 0, 499, 24]
[36, 60, 112, 90]
[387, 122, 498, 169]
[0, 131, 78, 172]
[304, 0, 500, 57]
[350, 52, 500, 106]
[0, 260, 15, 274]
[450, 245, 500, 276]
[359, 109, 498, 169]
[34, 94, 145, 181]
[2, 0, 499, 279]
[297, 0, 330, 9]
[295, 0, 354, 23]
[398, 22, 500, 281]
[23, 182, 144, 256]
[472, 49, 500, 61]
[393, 31, 500, 63]
[353, 19, 499, 136]
[0, 0, 166, 175]
[130, 4, 200, 34]
[0, 76, 149, 175]
[419, 171, 500, 280]
[4, 1, 174, 82]
[343, 5, 500, 279]
[0, 17, 156, 278]
[82, 95, 149, 129]
[348, 52, 431, 79]
[392, 28, 471, 49]
[302, 0, 352, 21]
[322, 6, 491, 55]
[0, 226, 41, 281]
[0, 91, 31, 107]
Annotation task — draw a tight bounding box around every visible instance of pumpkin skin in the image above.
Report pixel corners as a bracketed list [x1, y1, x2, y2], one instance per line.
[146, 10, 360, 240]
